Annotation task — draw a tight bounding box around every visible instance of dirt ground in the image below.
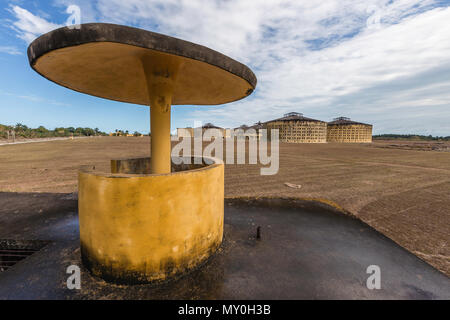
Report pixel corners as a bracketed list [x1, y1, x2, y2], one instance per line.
[371, 139, 450, 152]
[0, 136, 449, 276]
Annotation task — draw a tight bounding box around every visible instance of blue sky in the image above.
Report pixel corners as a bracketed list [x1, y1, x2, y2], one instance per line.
[1, 0, 450, 135]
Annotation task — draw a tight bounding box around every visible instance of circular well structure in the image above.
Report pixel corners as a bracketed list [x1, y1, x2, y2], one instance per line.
[28, 23, 256, 283]
[79, 157, 224, 283]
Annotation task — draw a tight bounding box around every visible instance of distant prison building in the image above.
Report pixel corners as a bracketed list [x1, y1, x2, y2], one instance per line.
[234, 122, 264, 140]
[265, 112, 327, 143]
[177, 123, 231, 138]
[326, 117, 372, 143]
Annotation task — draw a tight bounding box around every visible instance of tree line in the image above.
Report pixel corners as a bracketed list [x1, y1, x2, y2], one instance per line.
[0, 123, 108, 139]
[0, 123, 146, 139]
[373, 134, 450, 141]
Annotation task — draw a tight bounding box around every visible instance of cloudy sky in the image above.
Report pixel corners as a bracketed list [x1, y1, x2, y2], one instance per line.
[1, 0, 450, 135]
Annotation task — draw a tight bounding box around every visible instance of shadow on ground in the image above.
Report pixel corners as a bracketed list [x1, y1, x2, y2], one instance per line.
[0, 192, 448, 299]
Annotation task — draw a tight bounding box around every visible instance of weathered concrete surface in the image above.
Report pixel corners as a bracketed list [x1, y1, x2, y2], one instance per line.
[27, 23, 256, 106]
[78, 159, 224, 283]
[0, 193, 448, 299]
[0, 138, 448, 275]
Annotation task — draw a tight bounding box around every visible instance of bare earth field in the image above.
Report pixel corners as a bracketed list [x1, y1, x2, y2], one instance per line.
[0, 137, 76, 146]
[0, 136, 449, 276]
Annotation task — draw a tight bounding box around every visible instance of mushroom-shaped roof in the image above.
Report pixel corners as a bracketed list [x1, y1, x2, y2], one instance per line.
[328, 117, 372, 126]
[27, 23, 257, 106]
[265, 113, 326, 123]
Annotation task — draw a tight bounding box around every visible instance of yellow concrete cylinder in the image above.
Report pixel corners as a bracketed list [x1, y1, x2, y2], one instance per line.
[142, 52, 180, 174]
[78, 157, 224, 284]
[150, 102, 171, 174]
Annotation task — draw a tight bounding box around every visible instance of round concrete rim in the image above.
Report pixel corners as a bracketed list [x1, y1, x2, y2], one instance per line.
[79, 156, 223, 178]
[27, 23, 257, 105]
[78, 155, 224, 284]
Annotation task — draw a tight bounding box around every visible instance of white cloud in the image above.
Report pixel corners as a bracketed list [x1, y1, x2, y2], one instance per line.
[93, 0, 450, 134]
[9, 5, 62, 43]
[0, 90, 71, 107]
[0, 46, 21, 55]
[7, 0, 450, 134]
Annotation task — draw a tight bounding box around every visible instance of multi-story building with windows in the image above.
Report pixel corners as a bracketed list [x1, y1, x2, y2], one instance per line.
[265, 112, 327, 143]
[326, 117, 372, 143]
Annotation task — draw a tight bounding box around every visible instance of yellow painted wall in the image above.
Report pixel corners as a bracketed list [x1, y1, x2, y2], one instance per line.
[177, 127, 232, 138]
[78, 158, 224, 284]
[266, 120, 327, 143]
[327, 124, 372, 143]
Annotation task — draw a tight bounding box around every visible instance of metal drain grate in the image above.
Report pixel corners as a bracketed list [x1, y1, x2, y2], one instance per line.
[0, 240, 49, 272]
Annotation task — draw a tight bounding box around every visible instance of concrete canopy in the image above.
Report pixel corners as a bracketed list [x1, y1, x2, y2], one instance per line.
[27, 23, 257, 106]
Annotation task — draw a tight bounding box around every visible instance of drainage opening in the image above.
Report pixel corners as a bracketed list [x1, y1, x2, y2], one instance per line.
[0, 240, 49, 272]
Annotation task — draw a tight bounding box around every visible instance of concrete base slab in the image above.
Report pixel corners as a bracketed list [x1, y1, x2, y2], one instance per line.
[0, 193, 448, 299]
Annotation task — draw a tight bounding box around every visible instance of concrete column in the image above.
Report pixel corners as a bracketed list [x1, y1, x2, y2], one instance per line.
[142, 53, 180, 174]
[150, 95, 171, 174]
